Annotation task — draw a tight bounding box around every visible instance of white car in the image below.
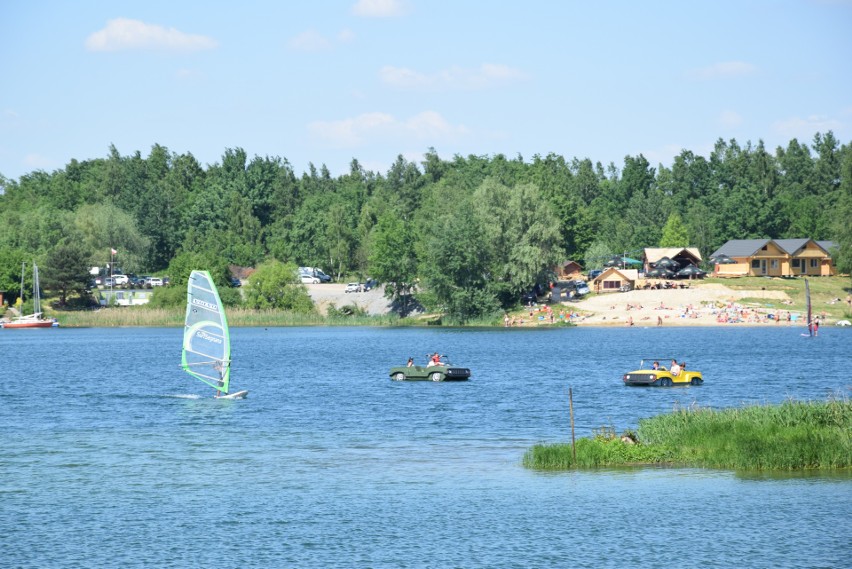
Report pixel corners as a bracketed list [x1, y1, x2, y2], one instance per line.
[345, 282, 362, 293]
[301, 275, 320, 284]
[112, 274, 129, 285]
[147, 277, 164, 287]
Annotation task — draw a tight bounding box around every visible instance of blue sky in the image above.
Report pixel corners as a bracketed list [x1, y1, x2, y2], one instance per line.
[2, 0, 850, 181]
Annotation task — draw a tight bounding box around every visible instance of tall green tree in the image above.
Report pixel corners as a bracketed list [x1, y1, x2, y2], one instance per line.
[42, 241, 91, 306]
[368, 212, 418, 316]
[418, 201, 498, 321]
[659, 212, 689, 247]
[472, 179, 563, 305]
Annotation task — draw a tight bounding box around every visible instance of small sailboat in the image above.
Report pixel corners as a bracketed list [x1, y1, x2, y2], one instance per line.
[2, 262, 57, 329]
[181, 270, 247, 399]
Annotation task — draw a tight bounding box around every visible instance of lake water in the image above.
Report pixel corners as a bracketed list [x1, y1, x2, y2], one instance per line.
[2, 325, 850, 568]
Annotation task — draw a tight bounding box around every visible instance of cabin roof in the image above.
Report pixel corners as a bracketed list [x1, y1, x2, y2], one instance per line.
[644, 247, 702, 264]
[710, 239, 772, 258]
[712, 238, 836, 258]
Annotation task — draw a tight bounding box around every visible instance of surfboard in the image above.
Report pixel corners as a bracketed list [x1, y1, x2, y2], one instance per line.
[219, 390, 248, 400]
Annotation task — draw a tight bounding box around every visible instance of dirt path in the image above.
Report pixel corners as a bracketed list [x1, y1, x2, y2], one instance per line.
[304, 283, 394, 315]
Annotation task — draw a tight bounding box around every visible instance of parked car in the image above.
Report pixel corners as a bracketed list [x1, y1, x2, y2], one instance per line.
[103, 277, 116, 287]
[572, 280, 591, 296]
[300, 275, 320, 284]
[299, 267, 332, 283]
[588, 269, 603, 280]
[345, 282, 362, 293]
[112, 274, 129, 285]
[230, 277, 241, 287]
[147, 277, 164, 287]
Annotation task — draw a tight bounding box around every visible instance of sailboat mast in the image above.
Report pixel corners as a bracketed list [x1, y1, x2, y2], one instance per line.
[19, 261, 26, 309]
[33, 263, 41, 315]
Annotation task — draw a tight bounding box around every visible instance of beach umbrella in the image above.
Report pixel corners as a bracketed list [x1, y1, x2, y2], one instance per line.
[710, 254, 736, 265]
[647, 267, 675, 278]
[604, 256, 643, 268]
[677, 264, 705, 278]
[654, 256, 680, 269]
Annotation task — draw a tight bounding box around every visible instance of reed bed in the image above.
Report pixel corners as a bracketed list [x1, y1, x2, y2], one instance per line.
[524, 399, 852, 471]
[54, 307, 424, 328]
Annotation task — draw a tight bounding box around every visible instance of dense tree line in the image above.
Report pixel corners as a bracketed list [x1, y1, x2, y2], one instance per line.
[1, 133, 850, 320]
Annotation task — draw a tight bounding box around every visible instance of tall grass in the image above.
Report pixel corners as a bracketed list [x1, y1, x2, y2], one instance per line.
[524, 399, 852, 471]
[52, 306, 457, 328]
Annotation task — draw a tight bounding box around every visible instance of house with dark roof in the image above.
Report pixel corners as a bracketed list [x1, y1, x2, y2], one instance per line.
[710, 239, 836, 277]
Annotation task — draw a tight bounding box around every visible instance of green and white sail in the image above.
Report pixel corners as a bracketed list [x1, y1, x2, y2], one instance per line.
[181, 270, 231, 394]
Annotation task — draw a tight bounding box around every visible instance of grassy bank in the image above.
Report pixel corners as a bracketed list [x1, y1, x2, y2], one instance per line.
[524, 399, 852, 471]
[702, 275, 852, 322]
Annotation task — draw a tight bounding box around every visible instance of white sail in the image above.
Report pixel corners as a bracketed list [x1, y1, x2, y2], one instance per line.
[181, 271, 232, 394]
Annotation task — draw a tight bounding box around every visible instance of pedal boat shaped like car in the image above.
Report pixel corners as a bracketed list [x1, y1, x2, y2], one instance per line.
[389, 364, 471, 382]
[623, 359, 703, 387]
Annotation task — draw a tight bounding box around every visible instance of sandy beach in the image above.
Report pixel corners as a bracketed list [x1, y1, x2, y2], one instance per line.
[528, 283, 809, 328]
[569, 283, 804, 327]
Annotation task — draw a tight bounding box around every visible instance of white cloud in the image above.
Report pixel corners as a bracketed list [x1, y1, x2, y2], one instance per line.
[338, 28, 356, 43]
[718, 110, 743, 128]
[288, 29, 333, 52]
[687, 61, 757, 80]
[85, 18, 217, 52]
[641, 144, 688, 167]
[352, 0, 407, 17]
[380, 63, 526, 90]
[24, 153, 54, 170]
[773, 114, 842, 138]
[308, 111, 469, 148]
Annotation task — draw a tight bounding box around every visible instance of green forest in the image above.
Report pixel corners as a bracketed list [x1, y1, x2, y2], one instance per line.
[2, 132, 851, 320]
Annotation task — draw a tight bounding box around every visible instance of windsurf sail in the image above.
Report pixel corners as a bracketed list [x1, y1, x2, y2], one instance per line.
[805, 278, 813, 337]
[182, 270, 231, 394]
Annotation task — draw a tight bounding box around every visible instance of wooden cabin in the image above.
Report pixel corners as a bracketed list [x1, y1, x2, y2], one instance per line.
[710, 239, 836, 277]
[556, 261, 584, 280]
[592, 268, 638, 292]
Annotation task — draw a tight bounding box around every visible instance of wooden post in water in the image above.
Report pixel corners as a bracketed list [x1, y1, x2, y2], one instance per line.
[569, 387, 576, 462]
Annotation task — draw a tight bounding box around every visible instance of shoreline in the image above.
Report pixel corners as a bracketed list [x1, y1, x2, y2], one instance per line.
[513, 282, 847, 329]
